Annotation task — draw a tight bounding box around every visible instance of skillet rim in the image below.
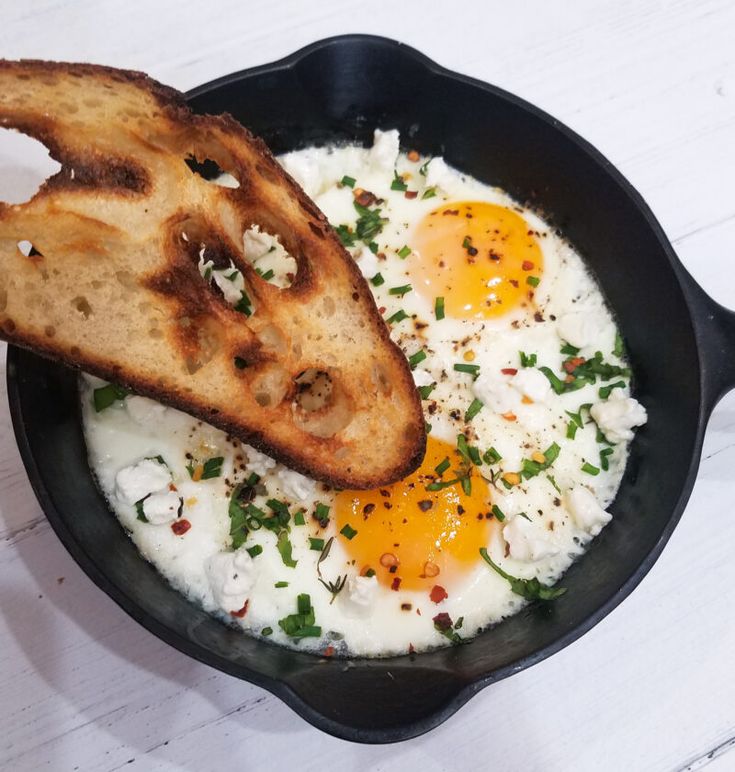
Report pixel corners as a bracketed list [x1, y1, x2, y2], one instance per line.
[5, 33, 715, 743]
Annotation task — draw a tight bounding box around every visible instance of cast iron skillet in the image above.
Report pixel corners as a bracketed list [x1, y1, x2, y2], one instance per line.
[7, 35, 735, 744]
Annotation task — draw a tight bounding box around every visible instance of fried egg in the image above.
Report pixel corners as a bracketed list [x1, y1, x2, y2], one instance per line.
[82, 130, 647, 657]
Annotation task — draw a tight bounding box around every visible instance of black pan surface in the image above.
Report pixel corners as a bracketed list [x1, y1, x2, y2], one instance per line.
[7, 35, 735, 743]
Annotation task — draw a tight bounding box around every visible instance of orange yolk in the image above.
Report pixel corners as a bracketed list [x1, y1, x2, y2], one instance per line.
[409, 201, 543, 320]
[335, 437, 496, 590]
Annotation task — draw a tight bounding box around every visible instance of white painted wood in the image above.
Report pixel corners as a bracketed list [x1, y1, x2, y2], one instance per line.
[1, 0, 734, 768]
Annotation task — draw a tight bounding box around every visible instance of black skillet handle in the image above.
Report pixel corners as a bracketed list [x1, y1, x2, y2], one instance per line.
[681, 268, 735, 411]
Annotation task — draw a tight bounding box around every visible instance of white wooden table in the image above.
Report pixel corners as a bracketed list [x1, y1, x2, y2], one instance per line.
[2, 1, 735, 769]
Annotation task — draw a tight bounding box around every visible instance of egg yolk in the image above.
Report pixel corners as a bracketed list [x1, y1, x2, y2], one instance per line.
[335, 437, 496, 590]
[409, 201, 543, 320]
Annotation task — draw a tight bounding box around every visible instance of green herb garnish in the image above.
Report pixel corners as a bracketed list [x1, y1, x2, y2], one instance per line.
[453, 363, 481, 378]
[480, 548, 566, 601]
[465, 398, 484, 422]
[389, 284, 412, 297]
[581, 462, 600, 476]
[278, 594, 321, 639]
[519, 351, 537, 368]
[247, 544, 263, 558]
[340, 175, 356, 188]
[261, 626, 273, 636]
[520, 443, 561, 479]
[274, 581, 288, 588]
[526, 276, 540, 288]
[93, 383, 129, 412]
[599, 380, 626, 399]
[422, 186, 437, 199]
[340, 524, 358, 540]
[276, 531, 297, 568]
[418, 383, 436, 400]
[309, 537, 325, 551]
[599, 446, 614, 471]
[483, 447, 502, 464]
[293, 511, 306, 526]
[134, 497, 148, 522]
[435, 457, 451, 475]
[371, 272, 385, 287]
[408, 350, 427, 369]
[613, 332, 625, 359]
[386, 309, 409, 324]
[233, 291, 252, 316]
[397, 245, 412, 259]
[435, 296, 445, 320]
[491, 505, 506, 522]
[391, 170, 408, 191]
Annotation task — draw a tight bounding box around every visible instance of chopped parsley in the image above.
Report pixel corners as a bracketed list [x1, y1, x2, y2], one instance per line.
[187, 455, 224, 480]
[480, 548, 566, 601]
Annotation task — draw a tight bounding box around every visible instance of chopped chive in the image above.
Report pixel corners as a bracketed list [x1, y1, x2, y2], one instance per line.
[453, 363, 481, 378]
[256, 267, 275, 281]
[368, 241, 379, 254]
[247, 544, 263, 558]
[334, 224, 356, 246]
[340, 523, 358, 540]
[526, 275, 540, 288]
[465, 398, 484, 422]
[422, 186, 437, 199]
[566, 421, 579, 439]
[274, 581, 289, 588]
[386, 309, 409, 324]
[365, 568, 376, 578]
[491, 504, 506, 522]
[581, 462, 600, 476]
[309, 537, 325, 551]
[539, 366, 566, 395]
[519, 351, 537, 368]
[600, 446, 614, 471]
[425, 421, 432, 434]
[461, 476, 472, 496]
[418, 383, 436, 400]
[435, 457, 451, 475]
[483, 447, 502, 464]
[245, 472, 260, 487]
[613, 332, 625, 359]
[233, 291, 252, 316]
[546, 474, 561, 493]
[462, 236, 472, 249]
[408, 350, 427, 369]
[391, 170, 408, 191]
[297, 593, 311, 615]
[234, 356, 248, 369]
[435, 296, 445, 320]
[135, 497, 148, 523]
[293, 511, 306, 526]
[389, 284, 413, 297]
[397, 245, 412, 259]
[276, 531, 297, 568]
[419, 158, 431, 175]
[315, 503, 331, 524]
[340, 175, 356, 188]
[198, 456, 224, 480]
[560, 342, 580, 356]
[225, 270, 240, 281]
[599, 380, 626, 399]
[371, 272, 385, 287]
[426, 477, 460, 491]
[261, 626, 273, 636]
[93, 383, 129, 412]
[203, 265, 212, 280]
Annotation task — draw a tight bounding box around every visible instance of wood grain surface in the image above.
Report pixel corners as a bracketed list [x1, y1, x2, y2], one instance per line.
[1, 1, 734, 769]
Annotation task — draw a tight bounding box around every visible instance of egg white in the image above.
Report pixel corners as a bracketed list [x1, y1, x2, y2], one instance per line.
[81, 131, 644, 657]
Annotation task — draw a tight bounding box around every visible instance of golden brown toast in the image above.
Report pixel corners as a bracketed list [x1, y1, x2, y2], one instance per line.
[0, 60, 425, 489]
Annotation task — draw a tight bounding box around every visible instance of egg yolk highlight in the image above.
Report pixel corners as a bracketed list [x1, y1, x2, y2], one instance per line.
[409, 201, 543, 320]
[335, 436, 495, 590]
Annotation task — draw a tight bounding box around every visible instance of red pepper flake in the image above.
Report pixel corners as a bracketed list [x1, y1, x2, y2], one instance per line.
[430, 585, 448, 604]
[323, 645, 335, 658]
[442, 209, 459, 216]
[171, 519, 191, 536]
[501, 367, 518, 375]
[354, 188, 378, 207]
[563, 356, 586, 373]
[432, 612, 453, 631]
[404, 190, 418, 199]
[229, 600, 249, 618]
[391, 577, 402, 591]
[522, 260, 535, 271]
[407, 149, 420, 162]
[378, 306, 386, 315]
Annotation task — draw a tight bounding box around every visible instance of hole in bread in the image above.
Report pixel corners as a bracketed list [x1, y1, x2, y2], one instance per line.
[72, 296, 93, 318]
[250, 363, 289, 408]
[255, 323, 287, 356]
[292, 368, 353, 438]
[243, 225, 295, 289]
[0, 128, 61, 204]
[185, 157, 240, 189]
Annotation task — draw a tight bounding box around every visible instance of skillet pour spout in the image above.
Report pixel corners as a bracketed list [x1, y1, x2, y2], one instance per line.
[8, 34, 735, 743]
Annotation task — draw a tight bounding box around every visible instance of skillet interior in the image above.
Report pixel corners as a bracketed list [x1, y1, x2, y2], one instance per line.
[7, 35, 706, 742]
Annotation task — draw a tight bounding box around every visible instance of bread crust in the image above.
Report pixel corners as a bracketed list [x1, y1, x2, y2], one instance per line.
[0, 60, 426, 489]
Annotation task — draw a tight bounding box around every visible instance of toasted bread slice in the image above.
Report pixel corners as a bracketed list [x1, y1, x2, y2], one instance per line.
[0, 60, 425, 489]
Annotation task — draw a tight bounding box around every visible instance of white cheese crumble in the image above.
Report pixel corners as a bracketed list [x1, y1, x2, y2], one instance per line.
[353, 244, 380, 278]
[125, 395, 168, 426]
[206, 548, 256, 613]
[244, 446, 277, 478]
[142, 490, 182, 525]
[279, 150, 321, 197]
[503, 515, 559, 562]
[341, 574, 379, 617]
[510, 368, 551, 403]
[565, 486, 612, 537]
[369, 128, 400, 170]
[557, 312, 604, 349]
[277, 468, 317, 503]
[412, 368, 434, 388]
[473, 372, 521, 414]
[212, 267, 245, 305]
[590, 391, 648, 443]
[424, 156, 453, 191]
[114, 458, 171, 505]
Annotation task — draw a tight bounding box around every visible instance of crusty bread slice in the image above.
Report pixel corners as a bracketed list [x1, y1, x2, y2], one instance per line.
[0, 60, 425, 489]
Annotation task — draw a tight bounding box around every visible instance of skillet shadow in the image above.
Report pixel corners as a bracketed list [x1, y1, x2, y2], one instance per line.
[0, 475, 305, 764]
